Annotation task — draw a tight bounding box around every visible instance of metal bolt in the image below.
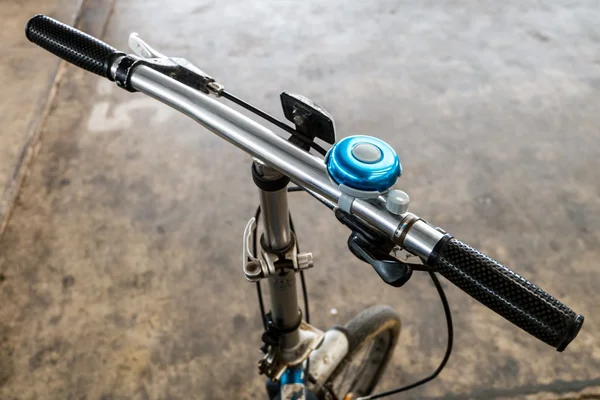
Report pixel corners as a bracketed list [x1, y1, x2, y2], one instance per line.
[244, 260, 263, 281]
[207, 81, 224, 96]
[293, 115, 305, 126]
[246, 260, 260, 272]
[297, 252, 314, 270]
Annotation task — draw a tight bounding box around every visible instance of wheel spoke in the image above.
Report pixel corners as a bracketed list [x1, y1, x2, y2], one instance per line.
[334, 340, 374, 396]
[323, 306, 401, 400]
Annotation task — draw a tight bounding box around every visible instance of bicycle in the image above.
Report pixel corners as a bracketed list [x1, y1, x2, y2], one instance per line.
[24, 15, 584, 400]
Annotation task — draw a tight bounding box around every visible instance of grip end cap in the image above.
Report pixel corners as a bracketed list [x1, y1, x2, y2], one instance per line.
[556, 314, 584, 352]
[25, 14, 45, 42]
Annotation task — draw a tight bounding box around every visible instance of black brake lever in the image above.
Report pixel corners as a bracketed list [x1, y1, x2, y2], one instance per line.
[347, 233, 413, 287]
[337, 208, 433, 286]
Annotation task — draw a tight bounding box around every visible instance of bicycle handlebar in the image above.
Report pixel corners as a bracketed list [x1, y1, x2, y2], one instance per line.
[427, 238, 583, 350]
[25, 15, 584, 351]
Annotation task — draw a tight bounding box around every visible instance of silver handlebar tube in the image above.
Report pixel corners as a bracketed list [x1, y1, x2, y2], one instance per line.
[127, 65, 445, 258]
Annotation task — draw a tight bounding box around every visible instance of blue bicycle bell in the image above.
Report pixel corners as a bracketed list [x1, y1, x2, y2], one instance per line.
[325, 135, 401, 193]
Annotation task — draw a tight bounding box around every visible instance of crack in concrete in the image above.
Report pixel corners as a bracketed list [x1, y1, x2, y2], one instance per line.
[0, 0, 115, 239]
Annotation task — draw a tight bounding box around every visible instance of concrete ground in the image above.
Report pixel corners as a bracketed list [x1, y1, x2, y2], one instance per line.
[1, 0, 599, 399]
[0, 0, 84, 232]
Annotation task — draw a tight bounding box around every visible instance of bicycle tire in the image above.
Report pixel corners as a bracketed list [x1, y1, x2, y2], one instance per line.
[321, 305, 401, 399]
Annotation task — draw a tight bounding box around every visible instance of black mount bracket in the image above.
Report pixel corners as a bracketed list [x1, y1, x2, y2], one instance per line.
[260, 311, 303, 354]
[280, 92, 336, 151]
[115, 55, 218, 94]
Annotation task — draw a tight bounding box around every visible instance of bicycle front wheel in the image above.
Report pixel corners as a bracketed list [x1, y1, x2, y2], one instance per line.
[322, 305, 401, 399]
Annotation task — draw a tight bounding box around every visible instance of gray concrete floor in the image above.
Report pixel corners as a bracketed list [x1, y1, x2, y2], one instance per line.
[0, 0, 84, 230]
[1, 0, 600, 399]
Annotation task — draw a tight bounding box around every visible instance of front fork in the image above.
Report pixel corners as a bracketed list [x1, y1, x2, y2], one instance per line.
[243, 160, 324, 399]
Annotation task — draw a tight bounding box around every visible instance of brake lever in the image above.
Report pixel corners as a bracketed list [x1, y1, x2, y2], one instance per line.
[128, 33, 223, 95]
[347, 233, 413, 287]
[128, 32, 166, 58]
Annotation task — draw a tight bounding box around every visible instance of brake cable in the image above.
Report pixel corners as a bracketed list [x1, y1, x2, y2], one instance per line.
[358, 270, 453, 399]
[253, 186, 453, 400]
[220, 91, 328, 156]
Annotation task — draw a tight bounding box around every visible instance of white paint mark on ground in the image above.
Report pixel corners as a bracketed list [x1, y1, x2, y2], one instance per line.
[87, 80, 176, 132]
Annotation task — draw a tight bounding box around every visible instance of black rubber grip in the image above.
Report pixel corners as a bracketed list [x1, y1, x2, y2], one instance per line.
[429, 238, 583, 351]
[25, 14, 122, 78]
